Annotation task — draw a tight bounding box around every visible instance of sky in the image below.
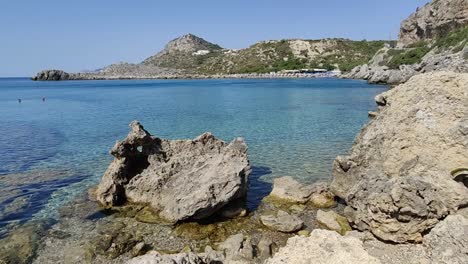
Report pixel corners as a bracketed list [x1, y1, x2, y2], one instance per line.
[0, 0, 431, 77]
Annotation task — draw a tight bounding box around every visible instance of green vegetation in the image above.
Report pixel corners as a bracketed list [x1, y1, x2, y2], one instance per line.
[434, 25, 468, 50]
[387, 46, 431, 69]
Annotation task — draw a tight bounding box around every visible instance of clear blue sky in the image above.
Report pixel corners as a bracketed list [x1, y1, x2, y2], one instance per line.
[1, 0, 430, 77]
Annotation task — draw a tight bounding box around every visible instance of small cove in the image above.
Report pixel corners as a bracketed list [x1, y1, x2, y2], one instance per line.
[0, 77, 387, 232]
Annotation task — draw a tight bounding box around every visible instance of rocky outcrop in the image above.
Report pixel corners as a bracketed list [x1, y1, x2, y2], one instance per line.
[95, 121, 251, 223]
[398, 0, 468, 47]
[331, 72, 468, 243]
[32, 70, 72, 81]
[266, 229, 381, 264]
[423, 214, 468, 264]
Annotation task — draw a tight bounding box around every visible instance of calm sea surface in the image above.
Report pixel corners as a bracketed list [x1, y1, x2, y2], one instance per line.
[0, 78, 386, 230]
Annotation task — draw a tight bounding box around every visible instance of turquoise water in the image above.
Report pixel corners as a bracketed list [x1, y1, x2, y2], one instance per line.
[0, 78, 386, 229]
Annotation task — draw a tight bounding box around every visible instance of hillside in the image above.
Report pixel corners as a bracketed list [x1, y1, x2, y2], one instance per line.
[33, 34, 389, 80]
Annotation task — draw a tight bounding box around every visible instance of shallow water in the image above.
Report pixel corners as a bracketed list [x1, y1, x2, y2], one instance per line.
[0, 77, 386, 231]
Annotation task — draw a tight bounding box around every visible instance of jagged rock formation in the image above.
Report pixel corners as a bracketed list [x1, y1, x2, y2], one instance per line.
[398, 0, 468, 47]
[95, 121, 251, 223]
[331, 72, 468, 243]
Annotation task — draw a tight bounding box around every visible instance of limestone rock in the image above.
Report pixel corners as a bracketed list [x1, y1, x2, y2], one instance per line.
[266, 229, 381, 264]
[95, 121, 251, 223]
[260, 210, 304, 233]
[308, 182, 336, 208]
[398, 0, 468, 47]
[126, 252, 204, 264]
[316, 210, 352, 235]
[423, 214, 468, 264]
[266, 176, 336, 207]
[268, 176, 314, 203]
[331, 72, 468, 242]
[218, 234, 254, 262]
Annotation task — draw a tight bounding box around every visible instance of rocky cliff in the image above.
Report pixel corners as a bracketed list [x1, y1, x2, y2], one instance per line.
[344, 0, 468, 84]
[398, 0, 468, 47]
[331, 72, 468, 243]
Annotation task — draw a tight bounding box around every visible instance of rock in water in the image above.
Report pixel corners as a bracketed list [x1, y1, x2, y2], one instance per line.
[32, 70, 71, 81]
[266, 229, 381, 264]
[95, 121, 251, 223]
[331, 72, 468, 243]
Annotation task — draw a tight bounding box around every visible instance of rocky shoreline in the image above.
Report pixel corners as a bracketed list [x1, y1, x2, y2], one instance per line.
[1, 71, 467, 264]
[32, 69, 339, 81]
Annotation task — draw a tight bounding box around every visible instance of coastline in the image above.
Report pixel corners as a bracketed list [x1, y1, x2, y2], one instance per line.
[32, 71, 340, 81]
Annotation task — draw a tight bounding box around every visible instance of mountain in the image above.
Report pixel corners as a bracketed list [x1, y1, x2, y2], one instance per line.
[33, 33, 389, 80]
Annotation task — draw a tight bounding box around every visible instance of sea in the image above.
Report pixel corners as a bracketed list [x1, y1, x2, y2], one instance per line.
[0, 77, 387, 234]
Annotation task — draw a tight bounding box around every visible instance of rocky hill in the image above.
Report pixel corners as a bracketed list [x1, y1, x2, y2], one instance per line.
[33, 34, 388, 80]
[344, 0, 468, 84]
[398, 0, 468, 47]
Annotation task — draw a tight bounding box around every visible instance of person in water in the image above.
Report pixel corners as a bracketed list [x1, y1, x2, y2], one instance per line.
[42, 97, 45, 102]
[18, 99, 21, 103]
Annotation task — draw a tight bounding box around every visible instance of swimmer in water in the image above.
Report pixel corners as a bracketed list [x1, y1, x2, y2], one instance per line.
[18, 99, 21, 103]
[42, 97, 45, 102]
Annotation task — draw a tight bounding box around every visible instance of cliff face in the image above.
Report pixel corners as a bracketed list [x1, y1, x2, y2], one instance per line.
[398, 0, 468, 47]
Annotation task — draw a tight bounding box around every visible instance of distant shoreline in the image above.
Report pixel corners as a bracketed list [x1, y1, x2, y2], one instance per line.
[32, 71, 342, 81]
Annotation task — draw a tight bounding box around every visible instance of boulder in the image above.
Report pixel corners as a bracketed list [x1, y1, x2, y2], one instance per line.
[423, 214, 468, 264]
[260, 210, 304, 233]
[95, 121, 251, 223]
[266, 229, 381, 264]
[331, 72, 468, 243]
[316, 210, 352, 235]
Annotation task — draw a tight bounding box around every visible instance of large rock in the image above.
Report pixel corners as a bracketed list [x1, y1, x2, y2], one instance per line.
[423, 214, 468, 264]
[95, 121, 251, 223]
[266, 229, 381, 264]
[398, 0, 468, 47]
[331, 72, 468, 242]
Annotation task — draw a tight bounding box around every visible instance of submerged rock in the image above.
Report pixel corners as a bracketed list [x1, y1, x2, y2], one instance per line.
[266, 229, 381, 264]
[95, 121, 251, 223]
[331, 72, 468, 242]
